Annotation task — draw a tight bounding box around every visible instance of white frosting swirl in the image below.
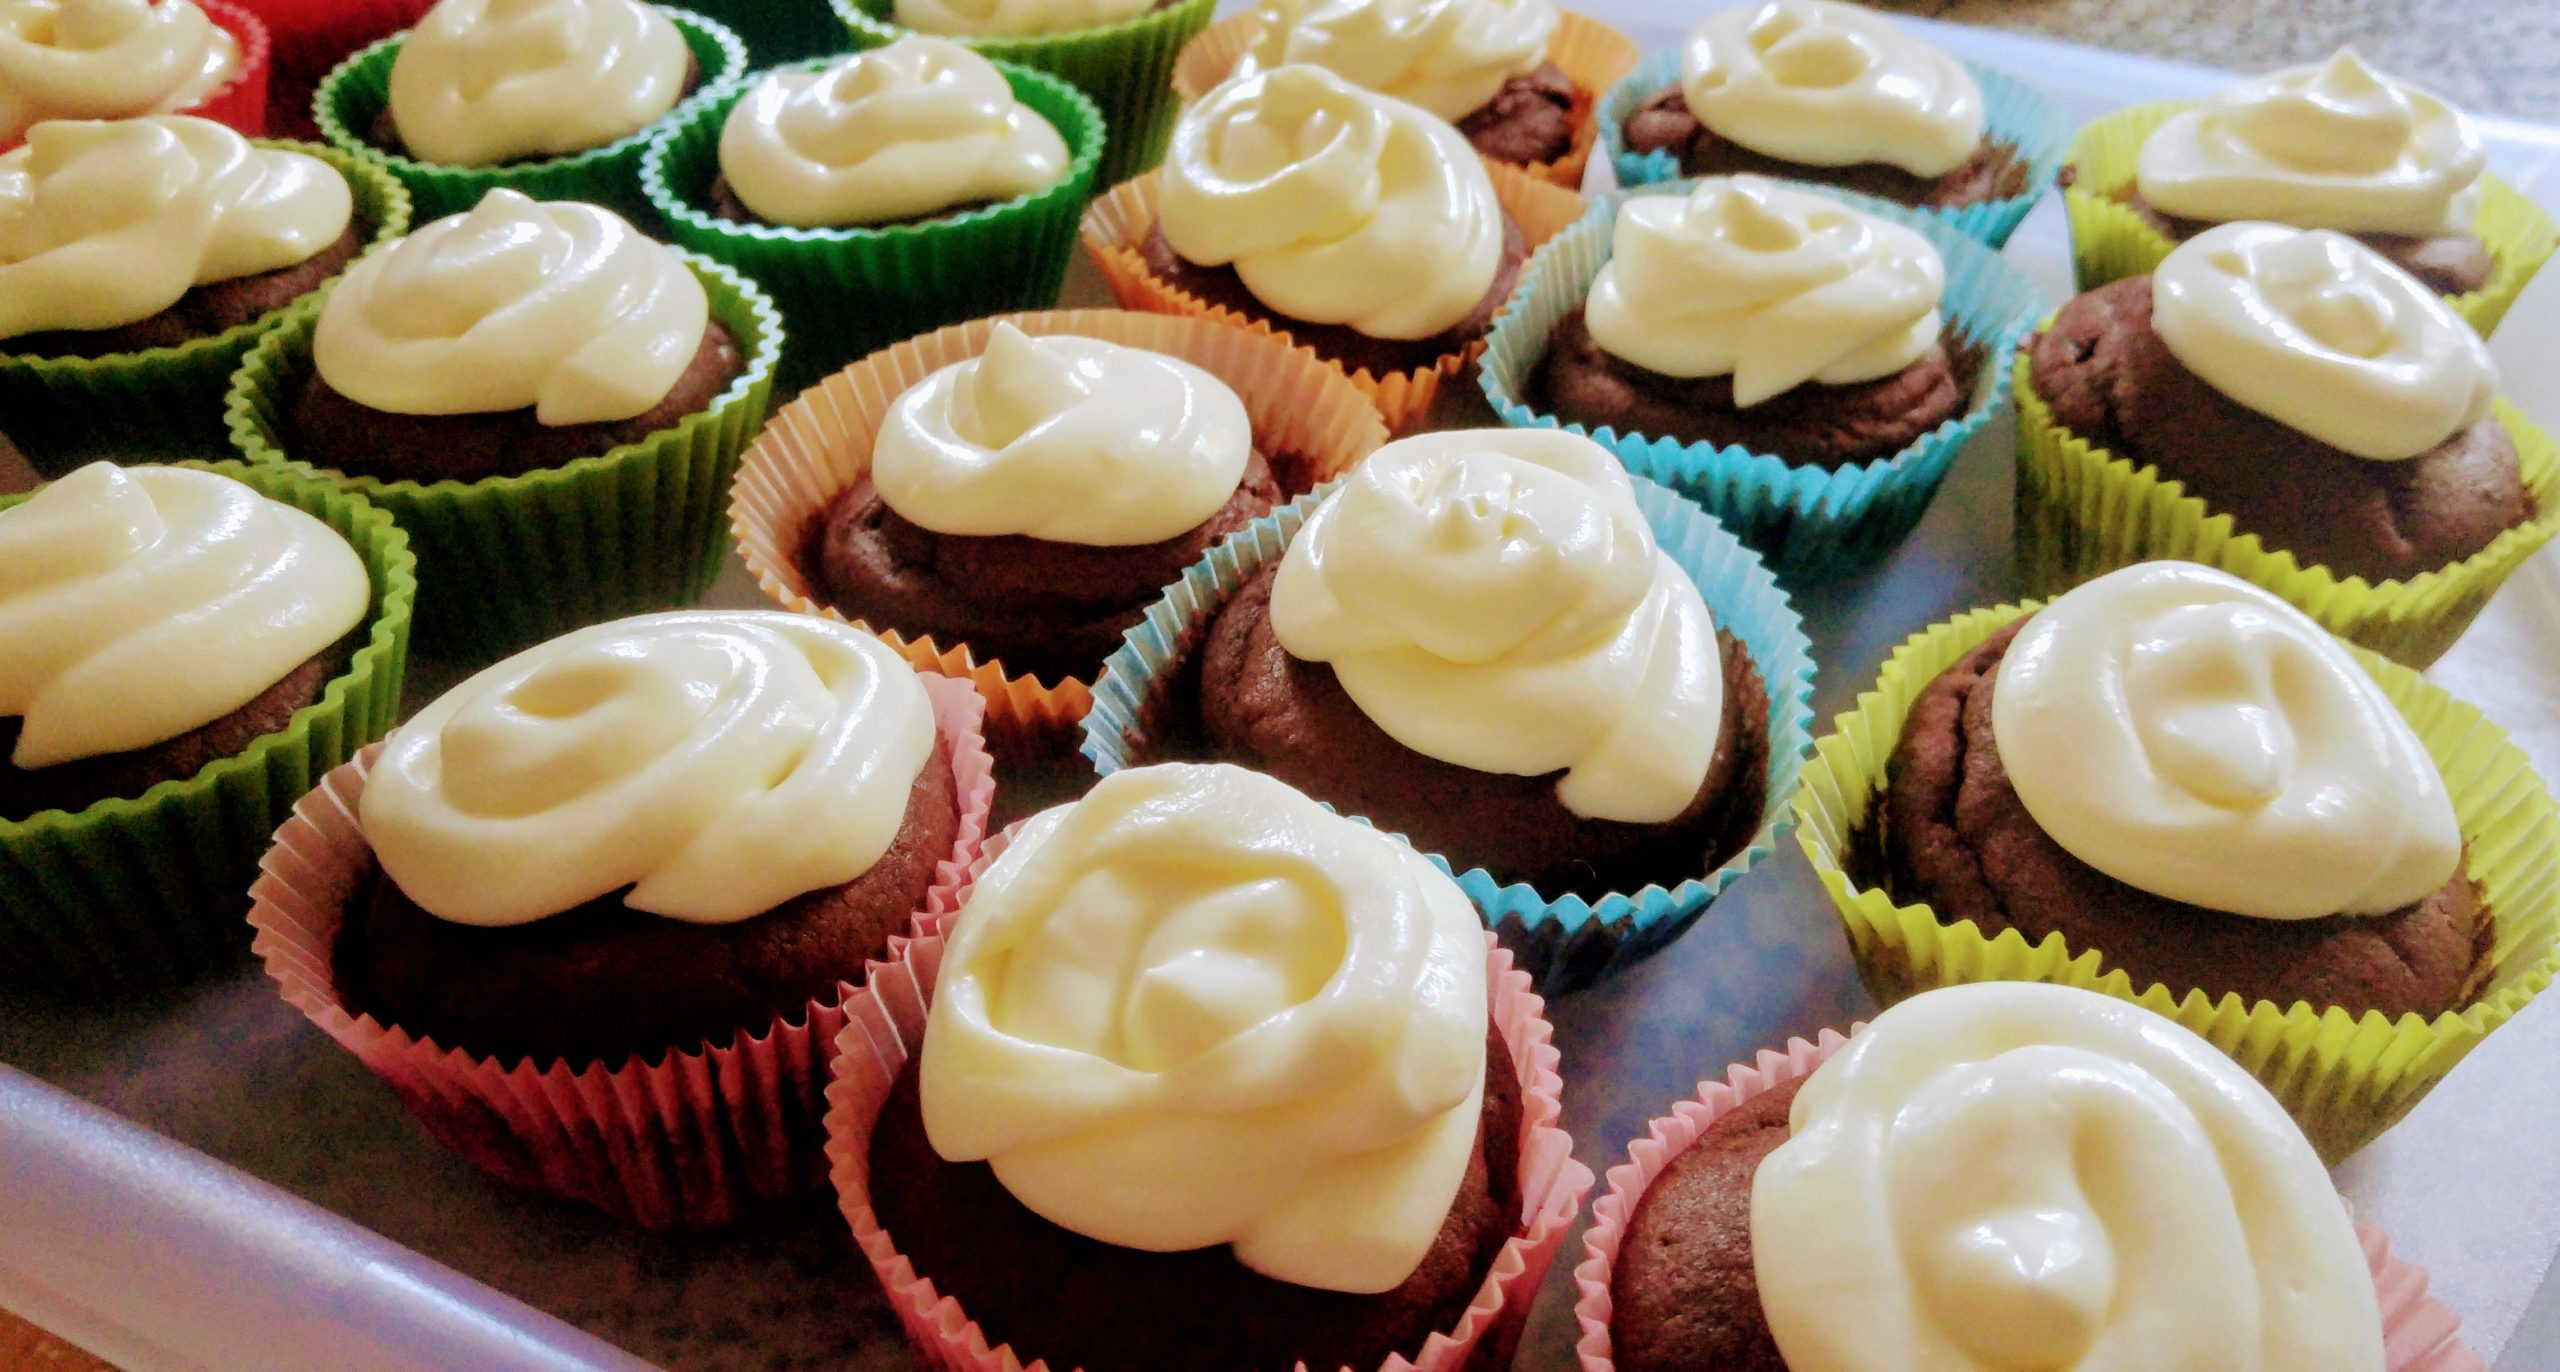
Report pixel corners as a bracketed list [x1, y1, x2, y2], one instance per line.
[0, 115, 353, 341]
[1159, 63, 1504, 342]
[1680, 0, 1985, 179]
[1993, 561, 2461, 920]
[872, 323, 1252, 547]
[891, 0, 1152, 39]
[1271, 429, 1721, 825]
[0, 463, 369, 769]
[360, 610, 939, 926]
[919, 762, 1489, 1294]
[1586, 176, 1943, 405]
[1753, 982, 2386, 1372]
[716, 38, 1068, 229]
[1242, 0, 1556, 124]
[2152, 222, 2496, 461]
[312, 189, 709, 426]
[2137, 49, 2486, 238]
[0, 0, 241, 145]
[387, 0, 692, 168]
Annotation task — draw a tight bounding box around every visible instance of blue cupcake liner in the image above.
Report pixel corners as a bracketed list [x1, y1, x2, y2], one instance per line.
[1478, 179, 2049, 579]
[1596, 50, 2070, 250]
[1079, 474, 1818, 997]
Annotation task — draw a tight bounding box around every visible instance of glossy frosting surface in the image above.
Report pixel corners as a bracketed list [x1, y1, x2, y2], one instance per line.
[1242, 0, 1556, 124]
[1679, 0, 1984, 178]
[388, 0, 692, 168]
[0, 0, 240, 145]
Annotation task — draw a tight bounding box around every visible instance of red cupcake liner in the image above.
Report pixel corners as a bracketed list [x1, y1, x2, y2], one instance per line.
[245, 674, 997, 1232]
[824, 825, 1595, 1372]
[1572, 1031, 2486, 1372]
[182, 0, 272, 138]
[232, 0, 435, 139]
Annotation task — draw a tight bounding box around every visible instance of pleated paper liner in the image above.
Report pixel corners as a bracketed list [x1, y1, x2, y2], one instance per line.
[2012, 354, 2560, 668]
[1571, 1030, 2486, 1372]
[312, 7, 748, 226]
[1080, 475, 1816, 997]
[821, 830, 1594, 1372]
[1169, 9, 1639, 191]
[1479, 179, 2047, 579]
[226, 251, 784, 657]
[728, 307, 1391, 761]
[0, 143, 411, 477]
[1079, 164, 1588, 434]
[1595, 49, 2072, 249]
[2062, 100, 2559, 337]
[1791, 599, 2560, 1163]
[642, 59, 1104, 398]
[662, 0, 852, 64]
[234, 0, 435, 139]
[828, 0, 1217, 187]
[0, 461, 414, 991]
[243, 675, 996, 1232]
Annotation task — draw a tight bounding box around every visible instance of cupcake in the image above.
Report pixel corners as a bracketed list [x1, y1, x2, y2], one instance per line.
[2016, 219, 2559, 664]
[247, 609, 996, 1227]
[641, 37, 1103, 392]
[2064, 49, 2558, 335]
[824, 761, 1590, 1371]
[0, 0, 269, 148]
[230, 0, 434, 139]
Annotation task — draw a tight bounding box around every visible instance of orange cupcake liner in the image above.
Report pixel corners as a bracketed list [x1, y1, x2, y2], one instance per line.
[244, 676, 997, 1232]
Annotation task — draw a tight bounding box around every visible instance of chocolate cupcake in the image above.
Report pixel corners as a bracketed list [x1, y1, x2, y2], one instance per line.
[372, 0, 698, 169]
[0, 0, 262, 147]
[1232, 0, 1580, 169]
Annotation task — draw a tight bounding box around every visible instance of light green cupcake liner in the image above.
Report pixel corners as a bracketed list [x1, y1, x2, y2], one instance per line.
[830, 0, 1215, 187]
[0, 461, 415, 990]
[672, 0, 850, 63]
[641, 58, 1103, 395]
[2062, 100, 2559, 337]
[223, 252, 783, 656]
[1793, 600, 2560, 1163]
[312, 8, 748, 227]
[0, 143, 411, 477]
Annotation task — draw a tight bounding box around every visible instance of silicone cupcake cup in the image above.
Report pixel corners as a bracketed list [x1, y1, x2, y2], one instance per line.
[226, 251, 784, 656]
[1596, 50, 2071, 249]
[1081, 475, 1817, 997]
[665, 0, 851, 64]
[642, 59, 1104, 396]
[235, 0, 436, 139]
[2012, 355, 2560, 667]
[1572, 1031, 2486, 1371]
[1080, 164, 1588, 433]
[829, 0, 1216, 187]
[0, 461, 414, 991]
[729, 307, 1390, 758]
[312, 8, 748, 226]
[2063, 100, 2559, 337]
[176, 0, 274, 141]
[1792, 599, 2560, 1163]
[1170, 8, 1640, 191]
[1479, 180, 2047, 578]
[243, 676, 996, 1231]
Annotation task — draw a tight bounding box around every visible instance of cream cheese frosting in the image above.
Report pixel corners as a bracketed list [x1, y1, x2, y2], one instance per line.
[0, 463, 369, 770]
[1752, 981, 2387, 1372]
[1992, 561, 2461, 921]
[1158, 63, 1505, 342]
[312, 189, 709, 425]
[871, 323, 1252, 547]
[1680, 0, 1984, 179]
[891, 0, 1153, 39]
[1585, 175, 1943, 405]
[919, 762, 1489, 1294]
[1242, 0, 1557, 125]
[387, 0, 692, 168]
[360, 609, 939, 927]
[0, 0, 241, 146]
[0, 115, 353, 341]
[716, 38, 1068, 229]
[1270, 429, 1721, 825]
[2137, 49, 2485, 238]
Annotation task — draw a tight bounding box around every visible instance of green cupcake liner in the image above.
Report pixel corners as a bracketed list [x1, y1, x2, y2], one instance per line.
[641, 58, 1102, 395]
[0, 143, 411, 477]
[223, 252, 783, 656]
[1792, 599, 2560, 1162]
[829, 0, 1214, 187]
[2062, 100, 2559, 337]
[312, 8, 748, 227]
[0, 461, 415, 991]
[673, 0, 850, 63]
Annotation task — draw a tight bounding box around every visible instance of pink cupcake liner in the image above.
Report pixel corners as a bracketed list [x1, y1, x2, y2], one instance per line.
[1572, 1031, 2486, 1372]
[823, 825, 1595, 1372]
[245, 674, 997, 1232]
